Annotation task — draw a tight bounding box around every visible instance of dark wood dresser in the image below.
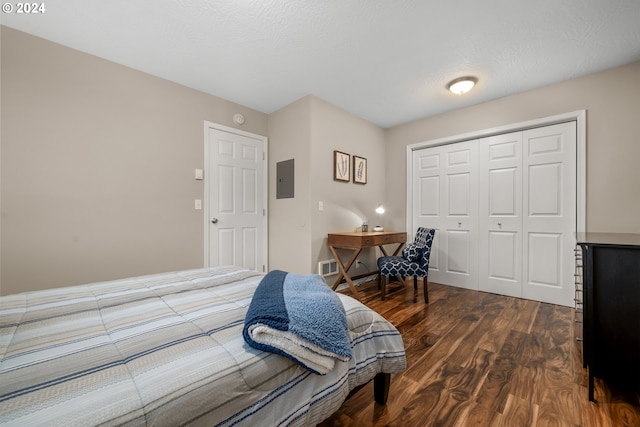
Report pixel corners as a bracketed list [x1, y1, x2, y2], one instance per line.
[576, 232, 640, 401]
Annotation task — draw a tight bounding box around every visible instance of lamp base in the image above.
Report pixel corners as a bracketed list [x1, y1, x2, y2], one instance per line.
[373, 226, 384, 232]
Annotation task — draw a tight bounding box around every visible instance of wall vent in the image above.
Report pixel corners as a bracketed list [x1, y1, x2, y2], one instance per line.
[318, 259, 338, 277]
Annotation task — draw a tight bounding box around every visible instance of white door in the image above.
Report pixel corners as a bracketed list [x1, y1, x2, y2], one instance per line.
[409, 116, 581, 306]
[412, 146, 443, 273]
[413, 140, 478, 289]
[205, 124, 267, 272]
[478, 132, 523, 298]
[522, 122, 576, 306]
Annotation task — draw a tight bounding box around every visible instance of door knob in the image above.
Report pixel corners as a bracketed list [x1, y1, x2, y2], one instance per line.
[211, 218, 218, 224]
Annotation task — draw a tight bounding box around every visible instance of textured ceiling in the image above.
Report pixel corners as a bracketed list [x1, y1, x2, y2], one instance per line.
[3, 0, 640, 128]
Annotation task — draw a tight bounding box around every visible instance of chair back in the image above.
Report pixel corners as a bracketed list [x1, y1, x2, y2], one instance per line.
[414, 227, 436, 267]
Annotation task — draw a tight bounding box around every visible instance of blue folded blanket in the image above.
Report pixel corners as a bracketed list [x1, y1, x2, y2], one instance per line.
[243, 270, 352, 374]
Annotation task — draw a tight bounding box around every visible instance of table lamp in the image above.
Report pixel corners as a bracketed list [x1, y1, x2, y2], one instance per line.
[373, 205, 385, 231]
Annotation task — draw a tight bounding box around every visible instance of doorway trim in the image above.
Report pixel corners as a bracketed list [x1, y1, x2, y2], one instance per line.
[203, 121, 268, 269]
[405, 110, 586, 235]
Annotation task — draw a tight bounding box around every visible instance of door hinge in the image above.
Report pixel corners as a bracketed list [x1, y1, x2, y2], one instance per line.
[263, 208, 266, 216]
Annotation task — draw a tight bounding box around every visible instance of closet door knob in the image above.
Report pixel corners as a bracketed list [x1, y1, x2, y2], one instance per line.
[211, 218, 218, 224]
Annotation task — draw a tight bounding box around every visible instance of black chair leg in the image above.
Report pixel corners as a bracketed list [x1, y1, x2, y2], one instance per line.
[381, 275, 387, 300]
[423, 276, 429, 303]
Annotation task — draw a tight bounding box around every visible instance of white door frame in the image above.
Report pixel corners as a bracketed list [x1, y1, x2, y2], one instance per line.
[406, 110, 586, 235]
[203, 121, 268, 270]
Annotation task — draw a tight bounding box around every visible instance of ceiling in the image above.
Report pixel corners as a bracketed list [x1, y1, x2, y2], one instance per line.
[3, 0, 640, 128]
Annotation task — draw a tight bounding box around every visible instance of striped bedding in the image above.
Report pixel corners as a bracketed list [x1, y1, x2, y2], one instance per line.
[0, 266, 406, 426]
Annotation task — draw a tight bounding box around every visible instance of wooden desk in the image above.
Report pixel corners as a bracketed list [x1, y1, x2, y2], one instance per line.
[576, 232, 640, 401]
[328, 231, 407, 298]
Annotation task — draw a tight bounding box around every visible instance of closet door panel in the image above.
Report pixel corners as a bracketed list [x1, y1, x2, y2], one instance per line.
[413, 147, 444, 277]
[447, 230, 471, 274]
[448, 173, 471, 215]
[419, 175, 440, 216]
[488, 231, 518, 280]
[523, 122, 576, 306]
[442, 141, 479, 289]
[479, 132, 523, 298]
[490, 168, 517, 214]
[528, 232, 562, 286]
[413, 142, 478, 289]
[528, 163, 562, 215]
[417, 173, 441, 271]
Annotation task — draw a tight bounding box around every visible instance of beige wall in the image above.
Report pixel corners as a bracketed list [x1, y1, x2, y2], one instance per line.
[267, 96, 312, 274]
[386, 61, 640, 234]
[3, 24, 639, 295]
[1, 27, 268, 295]
[268, 96, 387, 278]
[309, 96, 387, 278]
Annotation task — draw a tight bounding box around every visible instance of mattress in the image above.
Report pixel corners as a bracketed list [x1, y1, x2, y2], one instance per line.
[0, 266, 406, 426]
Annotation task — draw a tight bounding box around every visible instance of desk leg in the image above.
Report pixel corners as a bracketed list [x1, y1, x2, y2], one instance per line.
[378, 242, 405, 257]
[329, 245, 362, 299]
[391, 242, 405, 256]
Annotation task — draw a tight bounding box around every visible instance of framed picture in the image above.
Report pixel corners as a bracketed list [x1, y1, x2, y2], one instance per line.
[334, 150, 350, 182]
[353, 156, 367, 184]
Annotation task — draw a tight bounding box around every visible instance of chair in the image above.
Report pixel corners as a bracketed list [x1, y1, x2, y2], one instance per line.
[377, 227, 435, 303]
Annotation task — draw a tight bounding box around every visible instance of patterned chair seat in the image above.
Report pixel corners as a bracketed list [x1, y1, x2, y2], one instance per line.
[377, 227, 435, 303]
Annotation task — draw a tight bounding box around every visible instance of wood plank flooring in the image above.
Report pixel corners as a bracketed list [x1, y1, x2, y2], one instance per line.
[319, 280, 640, 427]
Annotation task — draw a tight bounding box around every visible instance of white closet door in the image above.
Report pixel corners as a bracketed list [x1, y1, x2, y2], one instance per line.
[522, 122, 576, 306]
[479, 132, 523, 298]
[413, 141, 478, 289]
[412, 145, 442, 274]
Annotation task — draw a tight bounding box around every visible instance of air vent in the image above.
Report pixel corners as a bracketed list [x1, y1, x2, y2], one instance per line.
[318, 259, 338, 277]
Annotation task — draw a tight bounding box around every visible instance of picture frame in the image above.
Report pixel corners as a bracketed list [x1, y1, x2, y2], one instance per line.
[353, 155, 367, 184]
[334, 150, 350, 182]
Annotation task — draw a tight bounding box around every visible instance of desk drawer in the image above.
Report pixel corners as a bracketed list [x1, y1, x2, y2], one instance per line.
[363, 234, 406, 246]
[328, 232, 406, 248]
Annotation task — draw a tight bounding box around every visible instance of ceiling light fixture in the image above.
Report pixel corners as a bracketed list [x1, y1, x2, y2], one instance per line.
[446, 76, 478, 95]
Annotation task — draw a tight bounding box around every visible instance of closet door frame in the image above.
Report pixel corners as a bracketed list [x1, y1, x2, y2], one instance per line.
[406, 111, 586, 304]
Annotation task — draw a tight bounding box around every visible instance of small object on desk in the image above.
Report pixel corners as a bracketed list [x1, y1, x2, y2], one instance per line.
[327, 231, 407, 298]
[373, 226, 384, 232]
[362, 224, 368, 232]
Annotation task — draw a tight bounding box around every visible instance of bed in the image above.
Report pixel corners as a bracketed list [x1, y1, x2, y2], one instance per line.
[0, 265, 406, 426]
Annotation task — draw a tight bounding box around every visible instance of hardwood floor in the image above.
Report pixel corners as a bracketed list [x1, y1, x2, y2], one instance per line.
[319, 280, 640, 427]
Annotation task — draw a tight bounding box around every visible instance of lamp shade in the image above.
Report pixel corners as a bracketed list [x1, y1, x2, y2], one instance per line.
[374, 205, 385, 231]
